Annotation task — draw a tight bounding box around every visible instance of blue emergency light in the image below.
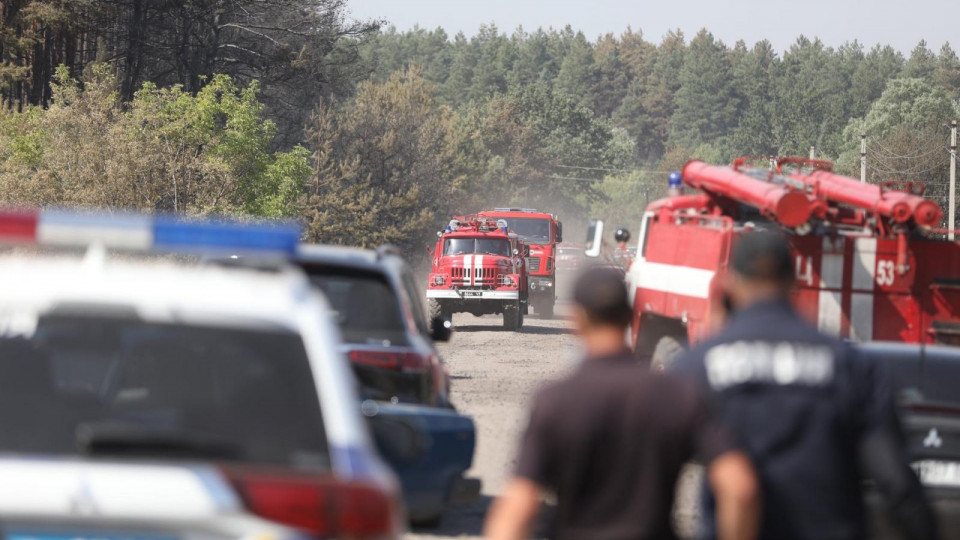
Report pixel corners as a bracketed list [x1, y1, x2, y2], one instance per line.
[668, 172, 683, 189]
[0, 208, 301, 255]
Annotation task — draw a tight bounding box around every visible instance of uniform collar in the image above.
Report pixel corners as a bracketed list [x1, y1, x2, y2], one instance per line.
[583, 349, 635, 365]
[730, 296, 794, 322]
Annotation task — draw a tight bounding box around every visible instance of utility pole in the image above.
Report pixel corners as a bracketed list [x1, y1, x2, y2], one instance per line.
[809, 146, 816, 160]
[860, 133, 867, 183]
[950, 121, 957, 240]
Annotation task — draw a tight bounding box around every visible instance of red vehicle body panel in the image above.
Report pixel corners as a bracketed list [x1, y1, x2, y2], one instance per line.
[477, 210, 560, 278]
[625, 158, 960, 355]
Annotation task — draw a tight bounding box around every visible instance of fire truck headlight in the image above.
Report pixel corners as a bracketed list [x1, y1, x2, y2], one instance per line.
[498, 275, 516, 287]
[432, 275, 446, 286]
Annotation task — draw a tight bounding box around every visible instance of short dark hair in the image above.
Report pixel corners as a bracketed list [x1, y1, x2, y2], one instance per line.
[573, 266, 632, 327]
[731, 231, 795, 284]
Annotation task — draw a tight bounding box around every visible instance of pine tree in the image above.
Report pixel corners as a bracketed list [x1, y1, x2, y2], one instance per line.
[668, 30, 736, 152]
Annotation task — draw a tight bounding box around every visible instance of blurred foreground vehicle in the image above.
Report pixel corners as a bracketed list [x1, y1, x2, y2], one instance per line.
[294, 244, 479, 527]
[861, 342, 960, 539]
[0, 210, 403, 540]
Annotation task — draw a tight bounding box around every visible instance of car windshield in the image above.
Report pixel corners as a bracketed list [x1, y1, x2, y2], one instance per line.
[492, 217, 551, 243]
[444, 237, 511, 257]
[0, 314, 328, 467]
[306, 268, 409, 347]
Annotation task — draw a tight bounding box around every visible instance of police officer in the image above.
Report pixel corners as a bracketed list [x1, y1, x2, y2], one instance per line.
[673, 231, 937, 540]
[485, 267, 759, 540]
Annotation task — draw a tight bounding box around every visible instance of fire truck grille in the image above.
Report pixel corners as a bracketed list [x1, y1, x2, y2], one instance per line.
[526, 257, 541, 272]
[451, 266, 498, 288]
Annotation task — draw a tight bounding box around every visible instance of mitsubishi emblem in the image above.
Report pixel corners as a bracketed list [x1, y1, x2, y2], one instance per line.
[924, 428, 943, 449]
[69, 477, 99, 516]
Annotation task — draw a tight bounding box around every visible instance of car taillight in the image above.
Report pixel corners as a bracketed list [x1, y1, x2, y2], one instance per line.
[349, 350, 427, 371]
[223, 467, 395, 539]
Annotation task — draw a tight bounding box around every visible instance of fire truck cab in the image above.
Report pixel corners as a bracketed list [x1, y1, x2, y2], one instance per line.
[426, 217, 528, 331]
[478, 209, 561, 318]
[597, 157, 960, 369]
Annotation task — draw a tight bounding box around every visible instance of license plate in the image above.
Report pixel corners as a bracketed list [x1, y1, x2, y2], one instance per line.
[913, 460, 960, 487]
[460, 291, 482, 297]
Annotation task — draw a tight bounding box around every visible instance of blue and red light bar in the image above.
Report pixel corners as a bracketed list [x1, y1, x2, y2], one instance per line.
[0, 208, 301, 255]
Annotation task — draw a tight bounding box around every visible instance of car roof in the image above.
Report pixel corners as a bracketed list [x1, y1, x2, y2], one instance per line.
[856, 341, 960, 359]
[0, 254, 317, 331]
[296, 244, 407, 275]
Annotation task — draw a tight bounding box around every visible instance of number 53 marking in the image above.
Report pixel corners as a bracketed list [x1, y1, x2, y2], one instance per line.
[876, 260, 895, 286]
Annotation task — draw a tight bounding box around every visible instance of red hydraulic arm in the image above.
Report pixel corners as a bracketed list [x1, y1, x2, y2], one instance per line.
[682, 160, 825, 228]
[777, 158, 943, 228]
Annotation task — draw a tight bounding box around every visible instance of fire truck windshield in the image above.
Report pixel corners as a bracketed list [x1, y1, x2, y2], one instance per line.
[444, 237, 511, 257]
[494, 217, 551, 243]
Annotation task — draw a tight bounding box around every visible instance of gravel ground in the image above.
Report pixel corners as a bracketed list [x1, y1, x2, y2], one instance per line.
[405, 304, 702, 540]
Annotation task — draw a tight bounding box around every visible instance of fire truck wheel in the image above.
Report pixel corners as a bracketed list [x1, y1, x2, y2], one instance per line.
[503, 302, 521, 331]
[428, 299, 447, 321]
[651, 335, 685, 373]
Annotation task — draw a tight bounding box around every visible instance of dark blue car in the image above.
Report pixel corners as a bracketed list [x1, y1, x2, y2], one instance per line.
[294, 244, 480, 527]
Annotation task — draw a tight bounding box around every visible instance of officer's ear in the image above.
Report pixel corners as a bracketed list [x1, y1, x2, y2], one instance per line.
[571, 305, 591, 336]
[722, 271, 747, 310]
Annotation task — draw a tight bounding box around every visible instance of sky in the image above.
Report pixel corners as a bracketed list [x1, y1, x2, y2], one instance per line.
[347, 0, 958, 55]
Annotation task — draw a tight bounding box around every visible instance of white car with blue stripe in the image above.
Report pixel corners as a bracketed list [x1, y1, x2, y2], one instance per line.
[0, 209, 403, 540]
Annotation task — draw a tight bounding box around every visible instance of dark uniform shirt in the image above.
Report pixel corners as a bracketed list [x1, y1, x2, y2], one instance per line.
[673, 298, 934, 540]
[515, 352, 736, 540]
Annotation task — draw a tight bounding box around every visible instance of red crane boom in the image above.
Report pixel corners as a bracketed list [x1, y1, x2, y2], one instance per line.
[776, 157, 943, 228]
[681, 161, 824, 228]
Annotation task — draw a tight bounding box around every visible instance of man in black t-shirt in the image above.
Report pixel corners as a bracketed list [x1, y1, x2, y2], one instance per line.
[485, 267, 759, 540]
[673, 231, 938, 540]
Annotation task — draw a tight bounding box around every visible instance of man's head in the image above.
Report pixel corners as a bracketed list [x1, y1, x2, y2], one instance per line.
[725, 230, 795, 309]
[572, 267, 632, 353]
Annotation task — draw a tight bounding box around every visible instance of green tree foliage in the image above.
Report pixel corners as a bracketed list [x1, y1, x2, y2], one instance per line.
[305, 67, 457, 252]
[668, 30, 737, 153]
[303, 67, 631, 257]
[1, 0, 379, 145]
[0, 65, 309, 215]
[840, 77, 960, 227]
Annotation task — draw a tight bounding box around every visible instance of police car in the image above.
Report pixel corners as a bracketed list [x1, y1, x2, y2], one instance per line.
[0, 210, 403, 540]
[859, 342, 960, 539]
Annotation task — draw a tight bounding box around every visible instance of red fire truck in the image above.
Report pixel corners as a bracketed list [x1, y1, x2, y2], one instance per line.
[426, 216, 529, 331]
[590, 157, 960, 367]
[478, 209, 562, 317]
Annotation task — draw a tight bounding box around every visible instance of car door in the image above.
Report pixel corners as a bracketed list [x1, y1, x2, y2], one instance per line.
[364, 401, 478, 523]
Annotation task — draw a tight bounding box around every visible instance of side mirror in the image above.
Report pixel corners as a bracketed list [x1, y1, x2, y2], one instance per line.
[512, 248, 519, 256]
[556, 221, 563, 243]
[585, 219, 604, 258]
[614, 228, 631, 244]
[430, 315, 453, 342]
[363, 402, 425, 465]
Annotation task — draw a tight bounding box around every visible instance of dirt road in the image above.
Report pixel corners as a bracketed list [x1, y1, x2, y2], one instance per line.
[405, 306, 702, 540]
[405, 311, 579, 539]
